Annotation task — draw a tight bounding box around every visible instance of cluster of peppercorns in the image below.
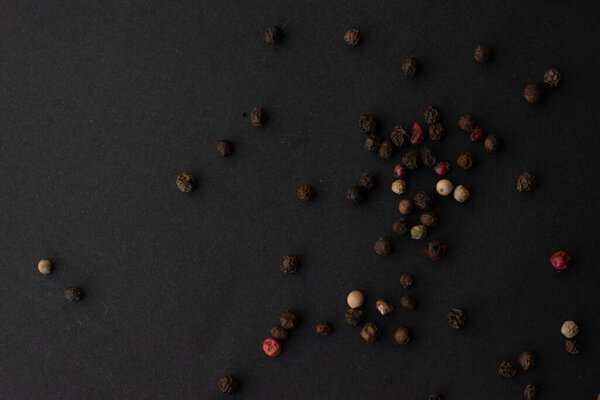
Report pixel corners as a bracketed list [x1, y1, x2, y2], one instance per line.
[262, 309, 301, 357]
[497, 351, 538, 399]
[36, 258, 83, 303]
[457, 113, 502, 153]
[524, 67, 562, 104]
[346, 172, 376, 204]
[561, 320, 582, 355]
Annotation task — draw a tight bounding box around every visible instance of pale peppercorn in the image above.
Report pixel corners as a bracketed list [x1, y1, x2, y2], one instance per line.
[391, 179, 407, 195]
[561, 320, 579, 338]
[37, 259, 53, 275]
[376, 299, 394, 315]
[453, 185, 470, 202]
[410, 225, 427, 240]
[347, 290, 365, 308]
[436, 179, 454, 196]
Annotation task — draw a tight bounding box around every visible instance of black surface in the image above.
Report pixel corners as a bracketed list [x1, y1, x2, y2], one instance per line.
[1, 1, 599, 399]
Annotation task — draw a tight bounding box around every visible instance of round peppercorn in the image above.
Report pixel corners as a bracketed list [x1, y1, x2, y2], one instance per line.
[436, 179, 454, 196]
[364, 134, 382, 152]
[391, 179, 407, 195]
[453, 185, 470, 202]
[390, 125, 410, 148]
[347, 290, 365, 309]
[360, 322, 382, 342]
[218, 375, 240, 394]
[378, 139, 395, 159]
[399, 273, 414, 288]
[457, 152, 476, 170]
[393, 164, 408, 179]
[410, 122, 426, 145]
[447, 308, 466, 328]
[551, 250, 571, 270]
[565, 339, 581, 355]
[420, 146, 438, 168]
[280, 310, 300, 330]
[499, 361, 517, 378]
[523, 383, 539, 400]
[428, 123, 445, 141]
[374, 237, 392, 256]
[280, 255, 299, 273]
[176, 172, 196, 192]
[216, 139, 233, 157]
[434, 161, 451, 175]
[316, 322, 332, 335]
[346, 185, 368, 204]
[425, 240, 447, 261]
[458, 114, 476, 132]
[359, 173, 376, 189]
[402, 150, 420, 170]
[402, 58, 420, 77]
[414, 190, 436, 210]
[64, 287, 82, 302]
[519, 351, 536, 371]
[400, 295, 417, 310]
[393, 217, 410, 234]
[297, 185, 315, 201]
[517, 172, 536, 192]
[524, 83, 544, 104]
[561, 320, 579, 338]
[469, 126, 485, 142]
[410, 225, 427, 240]
[37, 259, 53, 275]
[250, 107, 266, 126]
[393, 327, 411, 344]
[484, 134, 501, 154]
[420, 212, 438, 227]
[345, 308, 365, 326]
[359, 114, 378, 135]
[423, 105, 441, 125]
[398, 199, 413, 215]
[544, 68, 562, 88]
[344, 29, 361, 46]
[262, 337, 281, 357]
[473, 44, 493, 63]
[265, 26, 282, 44]
[270, 325, 288, 340]
[376, 299, 394, 315]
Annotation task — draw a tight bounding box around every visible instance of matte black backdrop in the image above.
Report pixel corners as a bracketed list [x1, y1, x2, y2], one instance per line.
[0, 1, 598, 399]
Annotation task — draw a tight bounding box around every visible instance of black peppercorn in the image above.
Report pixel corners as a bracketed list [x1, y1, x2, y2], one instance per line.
[523, 383, 539, 400]
[345, 308, 365, 326]
[420, 212, 438, 227]
[344, 29, 361, 46]
[378, 139, 394, 159]
[457, 152, 476, 170]
[390, 125, 410, 148]
[565, 339, 581, 355]
[446, 308, 466, 329]
[424, 105, 441, 125]
[359, 114, 377, 135]
[499, 361, 517, 378]
[414, 190, 436, 210]
[360, 322, 381, 342]
[424, 240, 446, 261]
[280, 310, 300, 330]
[358, 173, 376, 190]
[280, 255, 299, 273]
[364, 134, 382, 152]
[400, 295, 417, 310]
[250, 107, 266, 126]
[216, 140, 233, 157]
[374, 237, 392, 256]
[265, 26, 281, 44]
[393, 327, 411, 344]
[176, 173, 196, 192]
[346, 185, 368, 204]
[483, 134, 501, 154]
[518, 351, 536, 370]
[420, 147, 438, 168]
[402, 58, 420, 77]
[400, 273, 414, 288]
[458, 114, 476, 132]
[218, 375, 240, 394]
[524, 83, 544, 104]
[271, 325, 288, 340]
[64, 287, 82, 302]
[402, 150, 420, 170]
[429, 393, 443, 400]
[316, 322, 332, 335]
[428, 123, 445, 141]
[517, 172, 536, 192]
[543, 68, 561, 88]
[393, 218, 410, 235]
[473, 44, 493, 63]
[297, 185, 315, 201]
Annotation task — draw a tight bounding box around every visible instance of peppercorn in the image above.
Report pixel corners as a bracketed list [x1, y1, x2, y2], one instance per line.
[469, 126, 485, 142]
[400, 294, 417, 310]
[376, 299, 394, 315]
[457, 152, 476, 170]
[523, 383, 539, 400]
[359, 114, 377, 135]
[446, 308, 466, 328]
[453, 185, 470, 202]
[216, 140, 233, 157]
[434, 161, 451, 175]
[393, 217, 410, 235]
[414, 190, 436, 210]
[499, 361, 517, 378]
[391, 179, 407, 195]
[297, 185, 315, 201]
[393, 327, 411, 344]
[37, 259, 53, 275]
[565, 339, 581, 355]
[393, 165, 408, 180]
[345, 308, 365, 326]
[265, 26, 281, 44]
[420, 212, 438, 227]
[176, 173, 196, 192]
[402, 150, 420, 170]
[262, 337, 281, 357]
[473, 44, 493, 63]
[420, 146, 438, 167]
[402, 58, 420, 77]
[436, 179, 454, 196]
[425, 240, 447, 261]
[399, 273, 414, 288]
[218, 375, 240, 394]
[64, 287, 82, 302]
[410, 225, 427, 240]
[391, 125, 410, 148]
[561, 320, 579, 338]
[374, 237, 392, 256]
[271, 325, 288, 340]
[360, 322, 382, 342]
[378, 139, 395, 159]
[280, 310, 300, 330]
[423, 106, 440, 125]
[410, 122, 426, 145]
[359, 173, 376, 189]
[551, 250, 571, 270]
[316, 322, 332, 335]
[428, 123, 445, 141]
[483, 134, 501, 154]
[280, 255, 299, 273]
[519, 351, 536, 370]
[517, 172, 536, 192]
[250, 107, 266, 126]
[524, 83, 544, 104]
[364, 134, 382, 152]
[543, 68, 561, 88]
[458, 114, 476, 132]
[344, 29, 361, 46]
[429, 393, 443, 400]
[347, 290, 365, 308]
[346, 185, 368, 204]
[398, 199, 414, 215]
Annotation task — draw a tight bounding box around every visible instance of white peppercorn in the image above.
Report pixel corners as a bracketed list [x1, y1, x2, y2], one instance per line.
[561, 320, 579, 338]
[347, 290, 364, 309]
[37, 259, 53, 275]
[436, 179, 454, 196]
[454, 185, 470, 202]
[410, 224, 428, 240]
[391, 179, 407, 195]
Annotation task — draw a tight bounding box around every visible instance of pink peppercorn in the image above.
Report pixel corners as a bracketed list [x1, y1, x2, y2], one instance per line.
[263, 338, 282, 357]
[434, 161, 451, 175]
[551, 251, 571, 270]
[393, 164, 408, 179]
[469, 126, 485, 142]
[410, 122, 426, 145]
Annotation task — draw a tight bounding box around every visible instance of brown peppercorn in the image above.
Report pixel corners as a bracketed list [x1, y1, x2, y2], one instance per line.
[176, 172, 196, 192]
[393, 327, 411, 344]
[518, 351, 536, 370]
[297, 185, 315, 201]
[410, 225, 427, 240]
[414, 190, 436, 210]
[345, 308, 365, 326]
[250, 107, 266, 126]
[64, 287, 82, 302]
[402, 58, 420, 77]
[517, 172, 536, 192]
[420, 147, 438, 168]
[524, 83, 544, 104]
[424, 240, 447, 261]
[398, 199, 414, 215]
[378, 139, 395, 159]
[543, 68, 562, 88]
[428, 123, 445, 141]
[429, 393, 443, 400]
[265, 26, 282, 44]
[424, 105, 441, 125]
[359, 114, 377, 135]
[458, 114, 476, 132]
[400, 273, 414, 288]
[420, 212, 438, 227]
[474, 44, 493, 63]
[483, 134, 501, 154]
[360, 322, 382, 342]
[344, 29, 361, 46]
[359, 173, 376, 190]
[402, 150, 420, 170]
[523, 383, 539, 400]
[390, 125, 410, 148]
[376, 299, 394, 315]
[446, 308, 466, 328]
[565, 339, 581, 355]
[393, 218, 410, 235]
[280, 255, 299, 273]
[499, 361, 517, 378]
[271, 325, 288, 340]
[364, 134, 381, 152]
[216, 139, 233, 157]
[400, 295, 417, 310]
[391, 179, 407, 195]
[37, 259, 53, 275]
[457, 152, 476, 170]
[346, 185, 368, 204]
[316, 322, 332, 336]
[374, 237, 392, 256]
[280, 310, 300, 330]
[218, 375, 240, 394]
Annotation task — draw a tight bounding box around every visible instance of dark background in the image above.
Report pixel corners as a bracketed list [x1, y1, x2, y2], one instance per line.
[0, 1, 598, 399]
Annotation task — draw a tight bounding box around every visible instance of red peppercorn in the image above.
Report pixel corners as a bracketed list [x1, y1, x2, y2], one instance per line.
[393, 164, 408, 179]
[262, 338, 282, 357]
[434, 161, 451, 175]
[469, 126, 485, 142]
[551, 250, 571, 270]
[410, 122, 425, 145]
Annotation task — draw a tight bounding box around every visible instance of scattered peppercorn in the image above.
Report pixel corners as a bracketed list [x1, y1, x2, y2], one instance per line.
[63, 287, 82, 302]
[565, 339, 581, 355]
[523, 383, 539, 400]
[393, 217, 410, 235]
[517, 172, 536, 192]
[374, 237, 392, 256]
[458, 114, 476, 132]
[457, 152, 476, 170]
[434, 161, 451, 175]
[265, 26, 281, 44]
[218, 375, 240, 394]
[398, 199, 414, 215]
[176, 173, 196, 192]
[420, 212, 438, 227]
[376, 299, 394, 315]
[428, 123, 445, 141]
[346, 185, 368, 204]
[400, 295, 417, 310]
[524, 83, 544, 104]
[561, 320, 579, 338]
[280, 255, 299, 274]
[402, 58, 420, 77]
[393, 327, 411, 344]
[316, 322, 332, 336]
[424, 105, 441, 125]
[420, 146, 438, 167]
[469, 126, 485, 142]
[410, 122, 426, 145]
[429, 393, 443, 400]
[364, 134, 382, 152]
[345, 308, 365, 326]
[37, 259, 53, 275]
[551, 251, 571, 270]
[410, 225, 427, 240]
[359, 173, 377, 189]
[378, 139, 395, 159]
[400, 273, 414, 288]
[453, 185, 470, 202]
[391, 179, 407, 195]
[425, 240, 447, 261]
[483, 134, 501, 154]
[499, 361, 517, 378]
[414, 190, 436, 210]
[262, 337, 282, 357]
[216, 139, 233, 157]
[360, 322, 382, 342]
[297, 185, 315, 201]
[446, 308, 466, 328]
[270, 325, 288, 340]
[359, 114, 378, 135]
[473, 44, 493, 63]
[347, 290, 365, 308]
[519, 351, 536, 371]
[436, 179, 454, 196]
[543, 68, 562, 88]
[393, 164, 408, 180]
[280, 310, 300, 330]
[250, 107, 266, 126]
[402, 150, 420, 170]
[344, 29, 361, 46]
[391, 125, 410, 148]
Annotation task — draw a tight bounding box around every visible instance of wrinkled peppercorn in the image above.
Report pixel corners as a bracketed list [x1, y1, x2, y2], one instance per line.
[429, 394, 443, 400]
[390, 125, 410, 148]
[376, 299, 394, 315]
[262, 337, 281, 357]
[64, 287, 82, 302]
[410, 122, 426, 145]
[280, 310, 300, 330]
[484, 134, 501, 154]
[474, 44, 493, 63]
[345, 308, 365, 326]
[364, 134, 382, 152]
[250, 107, 266, 127]
[410, 225, 427, 240]
[447, 308, 466, 328]
[457, 152, 476, 170]
[176, 173, 196, 192]
[523, 383, 539, 400]
[499, 361, 517, 378]
[561, 320, 579, 338]
[391, 179, 407, 195]
[458, 114, 476, 132]
[420, 212, 438, 227]
[565, 339, 581, 355]
[393, 218, 410, 234]
[402, 58, 420, 77]
[271, 325, 288, 340]
[217, 140, 233, 157]
[425, 240, 447, 261]
[360, 322, 382, 342]
[400, 295, 417, 310]
[543, 68, 561, 88]
[378, 139, 395, 159]
[524, 83, 544, 104]
[414, 190, 436, 210]
[517, 172, 536, 192]
[428, 123, 445, 141]
[37, 259, 53, 275]
[359, 173, 376, 189]
[519, 351, 536, 370]
[359, 114, 378, 135]
[400, 273, 414, 288]
[346, 185, 368, 204]
[344, 29, 361, 46]
[453, 185, 470, 203]
[402, 150, 420, 170]
[265, 26, 281, 44]
[552, 251, 572, 271]
[469, 125, 485, 142]
[297, 185, 315, 201]
[316, 322, 332, 335]
[420, 147, 438, 168]
[280, 255, 299, 273]
[374, 237, 392, 256]
[398, 199, 414, 215]
[218, 375, 240, 394]
[424, 105, 441, 124]
[393, 327, 411, 344]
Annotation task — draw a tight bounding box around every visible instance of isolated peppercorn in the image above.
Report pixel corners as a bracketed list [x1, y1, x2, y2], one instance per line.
[453, 185, 470, 202]
[399, 273, 414, 288]
[420, 212, 438, 227]
[447, 308, 466, 328]
[436, 179, 454, 196]
[265, 26, 281, 44]
[524, 83, 544, 104]
[551, 251, 571, 270]
[218, 375, 240, 394]
[457, 152, 476, 169]
[216, 140, 233, 157]
[561, 320, 579, 338]
[523, 383, 539, 400]
[473, 44, 493, 63]
[378, 139, 395, 159]
[364, 134, 382, 152]
[270, 326, 288, 340]
[359, 173, 376, 189]
[359, 114, 378, 135]
[347, 290, 365, 308]
[424, 105, 441, 125]
[519, 351, 536, 370]
[345, 308, 365, 326]
[429, 393, 443, 400]
[414, 190, 436, 210]
[434, 161, 451, 175]
[543, 68, 561, 88]
[64, 287, 82, 302]
[398, 199, 414, 215]
[402, 150, 420, 170]
[393, 218, 410, 234]
[390, 125, 410, 148]
[484, 134, 501, 154]
[280, 310, 300, 330]
[374, 237, 392, 256]
[360, 322, 382, 342]
[565, 339, 581, 355]
[393, 327, 411, 344]
[393, 164, 408, 179]
[376, 299, 394, 315]
[297, 185, 315, 201]
[400, 295, 417, 310]
[391, 179, 407, 195]
[344, 29, 361, 46]
[402, 58, 420, 77]
[37, 259, 53, 275]
[280, 255, 299, 273]
[250, 107, 266, 126]
[428, 123, 445, 141]
[458, 114, 476, 132]
[346, 185, 368, 204]
[420, 146, 438, 167]
[316, 322, 332, 335]
[410, 225, 427, 240]
[262, 338, 281, 357]
[499, 361, 517, 378]
[176, 173, 196, 192]
[469, 126, 485, 142]
[410, 122, 426, 145]
[517, 172, 536, 192]
[425, 240, 447, 261]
